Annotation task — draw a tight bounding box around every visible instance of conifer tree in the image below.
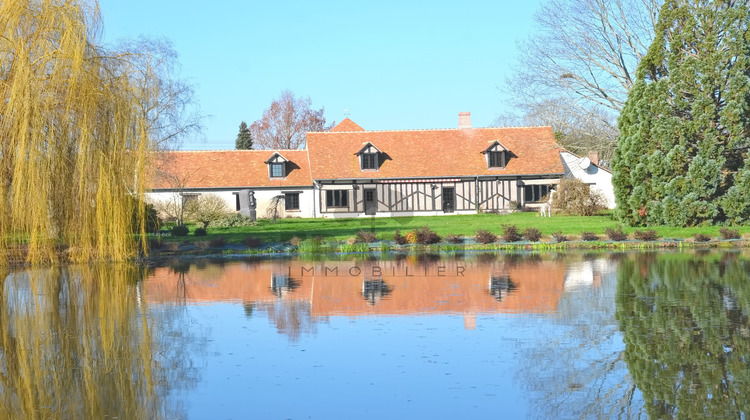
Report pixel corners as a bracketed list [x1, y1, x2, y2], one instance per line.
[612, 0, 750, 226]
[235, 121, 254, 149]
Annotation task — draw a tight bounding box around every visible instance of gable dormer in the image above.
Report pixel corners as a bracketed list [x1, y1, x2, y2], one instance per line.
[482, 141, 510, 169]
[265, 152, 289, 178]
[355, 142, 382, 171]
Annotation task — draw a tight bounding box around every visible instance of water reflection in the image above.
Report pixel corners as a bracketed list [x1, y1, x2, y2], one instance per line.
[0, 265, 206, 419]
[145, 254, 570, 340]
[616, 251, 750, 418]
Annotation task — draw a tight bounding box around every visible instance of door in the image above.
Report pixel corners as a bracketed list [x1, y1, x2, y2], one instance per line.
[442, 187, 455, 213]
[364, 189, 377, 215]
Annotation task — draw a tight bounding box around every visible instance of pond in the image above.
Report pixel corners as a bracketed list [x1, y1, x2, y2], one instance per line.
[1, 250, 749, 419]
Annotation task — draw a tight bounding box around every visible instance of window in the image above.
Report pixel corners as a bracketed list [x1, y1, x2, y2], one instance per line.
[270, 162, 285, 178]
[361, 153, 378, 170]
[524, 184, 553, 203]
[488, 151, 505, 168]
[326, 190, 349, 208]
[285, 193, 300, 211]
[234, 193, 240, 211]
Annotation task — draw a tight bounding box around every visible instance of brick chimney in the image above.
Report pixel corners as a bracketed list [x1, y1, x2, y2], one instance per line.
[588, 151, 599, 166]
[458, 112, 471, 129]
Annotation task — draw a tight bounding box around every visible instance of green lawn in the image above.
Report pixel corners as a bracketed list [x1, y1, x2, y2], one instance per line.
[162, 212, 750, 244]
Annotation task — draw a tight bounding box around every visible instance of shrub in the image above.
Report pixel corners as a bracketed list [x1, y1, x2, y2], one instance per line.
[522, 227, 542, 242]
[581, 231, 599, 241]
[445, 234, 464, 244]
[475, 229, 497, 244]
[508, 201, 522, 211]
[243, 237, 263, 248]
[501, 224, 522, 242]
[194, 228, 207, 237]
[605, 227, 628, 241]
[355, 230, 378, 243]
[393, 230, 408, 245]
[209, 236, 226, 247]
[633, 229, 659, 241]
[552, 231, 568, 242]
[171, 225, 189, 237]
[551, 178, 607, 216]
[186, 193, 232, 229]
[719, 227, 741, 240]
[289, 236, 302, 246]
[410, 226, 441, 244]
[694, 233, 711, 242]
[213, 213, 257, 227]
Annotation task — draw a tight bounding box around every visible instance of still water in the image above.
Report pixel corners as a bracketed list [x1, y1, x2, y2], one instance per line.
[1, 251, 749, 419]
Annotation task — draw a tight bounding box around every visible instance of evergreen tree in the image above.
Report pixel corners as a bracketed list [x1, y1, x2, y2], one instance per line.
[235, 121, 253, 149]
[612, 0, 750, 226]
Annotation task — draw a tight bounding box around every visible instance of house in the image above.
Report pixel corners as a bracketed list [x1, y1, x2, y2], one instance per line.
[146, 112, 614, 219]
[148, 149, 315, 218]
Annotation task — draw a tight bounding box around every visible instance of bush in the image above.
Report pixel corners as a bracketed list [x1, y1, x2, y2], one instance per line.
[605, 227, 628, 241]
[243, 237, 263, 248]
[522, 227, 542, 242]
[290, 236, 302, 246]
[475, 230, 497, 244]
[508, 201, 522, 211]
[355, 230, 378, 243]
[209, 236, 226, 247]
[194, 228, 207, 237]
[405, 230, 419, 244]
[551, 178, 607, 216]
[171, 225, 189, 237]
[445, 234, 464, 244]
[501, 224, 522, 242]
[393, 230, 407, 245]
[633, 229, 659, 241]
[694, 233, 711, 242]
[719, 227, 741, 240]
[410, 226, 441, 244]
[552, 231, 568, 242]
[213, 213, 257, 227]
[581, 231, 599, 241]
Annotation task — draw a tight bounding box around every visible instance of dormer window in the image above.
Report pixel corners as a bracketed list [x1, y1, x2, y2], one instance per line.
[270, 162, 285, 178]
[355, 142, 382, 171]
[483, 141, 510, 169]
[265, 152, 290, 179]
[488, 151, 505, 168]
[362, 153, 378, 170]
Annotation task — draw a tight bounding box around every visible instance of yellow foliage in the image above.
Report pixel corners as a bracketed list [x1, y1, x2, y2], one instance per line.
[0, 0, 155, 263]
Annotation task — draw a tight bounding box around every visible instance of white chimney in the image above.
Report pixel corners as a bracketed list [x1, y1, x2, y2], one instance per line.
[458, 112, 471, 129]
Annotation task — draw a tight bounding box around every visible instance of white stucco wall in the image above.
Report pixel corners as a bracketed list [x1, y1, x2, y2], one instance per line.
[146, 188, 315, 220]
[560, 151, 616, 208]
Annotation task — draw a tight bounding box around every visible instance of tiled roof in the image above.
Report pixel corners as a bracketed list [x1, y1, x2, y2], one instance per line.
[307, 123, 564, 180]
[150, 150, 312, 189]
[329, 118, 365, 132]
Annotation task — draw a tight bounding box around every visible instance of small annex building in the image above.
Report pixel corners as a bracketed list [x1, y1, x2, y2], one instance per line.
[146, 112, 614, 220]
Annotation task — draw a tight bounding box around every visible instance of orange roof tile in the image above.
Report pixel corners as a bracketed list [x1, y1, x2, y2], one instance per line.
[330, 118, 365, 132]
[307, 122, 564, 180]
[150, 150, 312, 189]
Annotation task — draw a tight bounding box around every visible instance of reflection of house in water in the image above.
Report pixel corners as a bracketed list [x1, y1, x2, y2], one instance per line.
[362, 278, 393, 306]
[144, 259, 568, 329]
[489, 275, 516, 302]
[563, 259, 616, 290]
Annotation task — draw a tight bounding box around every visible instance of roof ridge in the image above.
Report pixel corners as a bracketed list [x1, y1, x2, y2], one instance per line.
[310, 125, 553, 134]
[164, 149, 309, 153]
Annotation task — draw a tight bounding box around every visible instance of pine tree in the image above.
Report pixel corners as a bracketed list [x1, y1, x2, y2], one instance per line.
[612, 0, 750, 226]
[235, 121, 253, 150]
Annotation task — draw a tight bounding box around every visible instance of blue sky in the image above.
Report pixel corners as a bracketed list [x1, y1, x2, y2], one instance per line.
[98, 1, 544, 150]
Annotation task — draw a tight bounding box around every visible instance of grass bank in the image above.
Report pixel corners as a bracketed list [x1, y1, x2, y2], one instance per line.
[150, 212, 750, 255]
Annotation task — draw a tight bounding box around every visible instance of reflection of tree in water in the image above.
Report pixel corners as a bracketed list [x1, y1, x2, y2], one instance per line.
[616, 252, 750, 419]
[253, 300, 325, 342]
[0, 265, 207, 419]
[488, 275, 516, 302]
[517, 254, 639, 418]
[362, 279, 393, 305]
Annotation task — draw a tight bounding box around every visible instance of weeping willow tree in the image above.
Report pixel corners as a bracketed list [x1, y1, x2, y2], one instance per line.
[0, 0, 172, 263]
